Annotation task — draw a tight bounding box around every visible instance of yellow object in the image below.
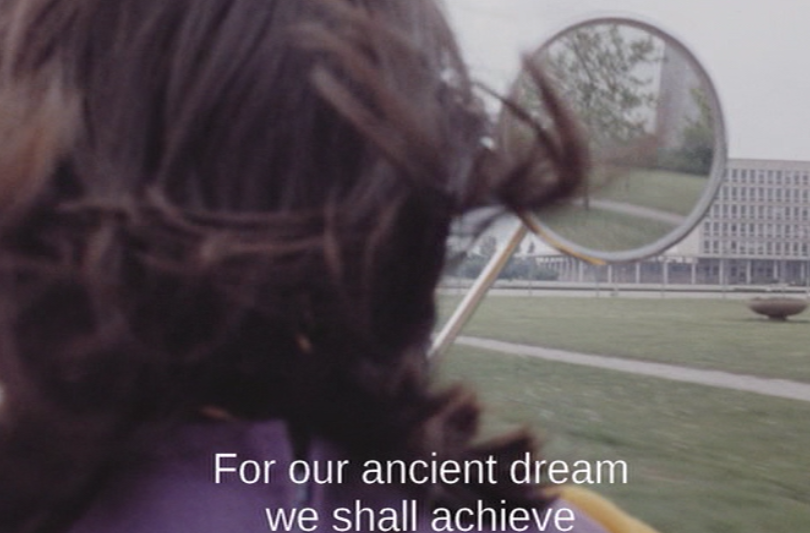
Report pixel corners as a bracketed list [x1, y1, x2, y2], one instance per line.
[553, 485, 662, 533]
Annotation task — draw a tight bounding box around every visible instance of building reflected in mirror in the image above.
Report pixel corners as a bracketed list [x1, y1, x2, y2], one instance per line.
[656, 42, 713, 175]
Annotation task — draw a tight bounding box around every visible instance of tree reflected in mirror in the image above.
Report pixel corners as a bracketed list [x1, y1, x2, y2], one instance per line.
[503, 19, 724, 260]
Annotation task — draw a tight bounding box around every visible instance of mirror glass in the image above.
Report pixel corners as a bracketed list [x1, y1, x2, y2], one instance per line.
[503, 18, 726, 262]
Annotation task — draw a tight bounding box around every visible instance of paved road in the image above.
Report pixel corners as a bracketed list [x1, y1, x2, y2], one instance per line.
[457, 336, 810, 403]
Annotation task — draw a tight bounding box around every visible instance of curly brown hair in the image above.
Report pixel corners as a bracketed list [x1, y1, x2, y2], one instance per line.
[0, 0, 587, 531]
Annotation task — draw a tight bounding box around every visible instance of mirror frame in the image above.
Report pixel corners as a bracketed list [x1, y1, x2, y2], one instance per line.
[520, 15, 728, 264]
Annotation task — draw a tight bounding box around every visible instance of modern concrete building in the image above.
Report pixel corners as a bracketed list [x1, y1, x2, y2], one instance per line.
[697, 158, 810, 285]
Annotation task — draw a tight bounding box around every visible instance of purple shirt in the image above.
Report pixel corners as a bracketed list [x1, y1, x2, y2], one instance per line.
[67, 420, 608, 533]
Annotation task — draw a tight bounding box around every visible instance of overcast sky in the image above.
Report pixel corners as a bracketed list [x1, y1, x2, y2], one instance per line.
[445, 0, 810, 162]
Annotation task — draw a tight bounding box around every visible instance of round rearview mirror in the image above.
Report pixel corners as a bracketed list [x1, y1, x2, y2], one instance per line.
[433, 17, 727, 357]
[504, 17, 727, 263]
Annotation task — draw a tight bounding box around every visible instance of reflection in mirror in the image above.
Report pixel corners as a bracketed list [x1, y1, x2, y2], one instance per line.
[432, 18, 726, 357]
[505, 18, 725, 261]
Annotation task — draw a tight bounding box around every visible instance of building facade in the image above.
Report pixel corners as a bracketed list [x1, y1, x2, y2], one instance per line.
[539, 158, 810, 286]
[698, 158, 810, 285]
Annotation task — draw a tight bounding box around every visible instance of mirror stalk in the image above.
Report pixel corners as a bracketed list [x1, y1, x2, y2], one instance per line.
[431, 219, 528, 358]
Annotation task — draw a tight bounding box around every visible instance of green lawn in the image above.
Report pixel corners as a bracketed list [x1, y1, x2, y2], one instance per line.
[533, 168, 707, 254]
[538, 205, 676, 252]
[433, 294, 810, 532]
[437, 295, 810, 383]
[592, 168, 708, 217]
[435, 346, 810, 533]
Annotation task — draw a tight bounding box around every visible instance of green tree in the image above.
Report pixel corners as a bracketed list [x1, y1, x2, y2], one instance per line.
[453, 254, 488, 279]
[510, 23, 663, 210]
[478, 235, 498, 259]
[499, 257, 559, 281]
[521, 23, 662, 154]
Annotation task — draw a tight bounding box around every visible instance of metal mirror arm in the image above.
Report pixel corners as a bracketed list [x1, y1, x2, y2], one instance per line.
[430, 220, 528, 358]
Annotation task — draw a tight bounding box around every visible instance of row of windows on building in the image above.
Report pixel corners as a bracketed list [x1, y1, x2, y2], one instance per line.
[700, 162, 810, 260]
[702, 239, 810, 257]
[715, 185, 810, 203]
[707, 203, 810, 220]
[703, 221, 810, 238]
[725, 167, 810, 186]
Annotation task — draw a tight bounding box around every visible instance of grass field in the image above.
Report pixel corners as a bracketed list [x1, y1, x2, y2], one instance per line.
[539, 206, 676, 252]
[533, 168, 707, 253]
[434, 295, 810, 532]
[593, 168, 708, 216]
[437, 295, 810, 383]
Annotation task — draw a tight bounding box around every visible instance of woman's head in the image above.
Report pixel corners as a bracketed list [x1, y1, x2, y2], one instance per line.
[0, 0, 585, 530]
[0, 0, 481, 407]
